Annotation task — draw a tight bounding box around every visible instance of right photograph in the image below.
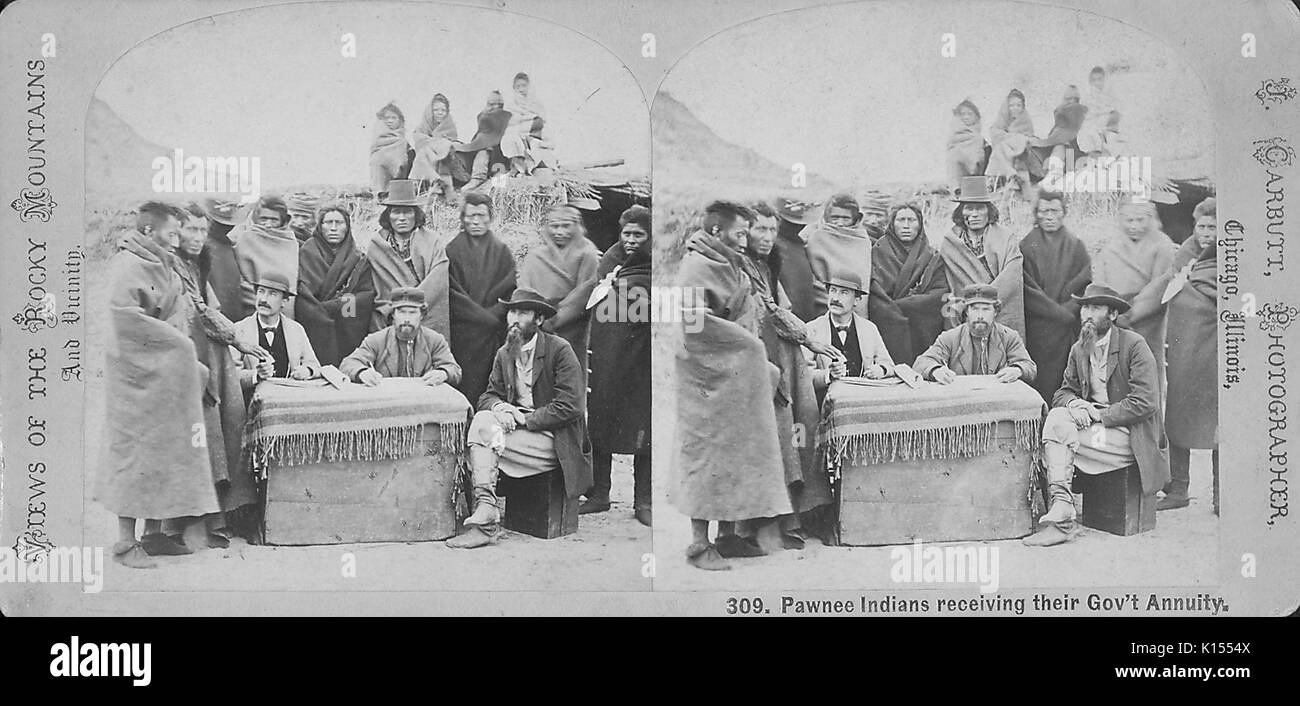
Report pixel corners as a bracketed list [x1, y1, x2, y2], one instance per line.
[652, 0, 1218, 592]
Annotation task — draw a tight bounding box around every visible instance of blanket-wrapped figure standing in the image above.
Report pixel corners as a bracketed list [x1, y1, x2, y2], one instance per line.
[1160, 198, 1219, 513]
[1092, 199, 1176, 396]
[583, 206, 653, 525]
[671, 201, 793, 571]
[798, 193, 874, 319]
[517, 204, 601, 378]
[369, 102, 411, 195]
[365, 180, 451, 337]
[447, 191, 518, 406]
[296, 203, 376, 366]
[940, 176, 1025, 337]
[739, 202, 840, 551]
[1019, 190, 1092, 402]
[96, 203, 219, 568]
[868, 203, 949, 365]
[233, 196, 301, 322]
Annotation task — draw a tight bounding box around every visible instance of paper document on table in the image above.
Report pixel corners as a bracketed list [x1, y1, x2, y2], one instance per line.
[266, 377, 330, 388]
[949, 374, 1002, 390]
[839, 376, 904, 387]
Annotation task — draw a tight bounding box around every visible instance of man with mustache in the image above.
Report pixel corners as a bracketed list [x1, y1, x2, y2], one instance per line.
[448, 289, 591, 549]
[1025, 284, 1169, 546]
[806, 272, 892, 390]
[913, 283, 1036, 385]
[233, 272, 321, 386]
[338, 287, 461, 388]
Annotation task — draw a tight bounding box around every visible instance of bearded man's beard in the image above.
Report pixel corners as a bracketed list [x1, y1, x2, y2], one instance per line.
[970, 320, 991, 338]
[505, 324, 525, 360]
[1078, 320, 1098, 347]
[395, 322, 417, 341]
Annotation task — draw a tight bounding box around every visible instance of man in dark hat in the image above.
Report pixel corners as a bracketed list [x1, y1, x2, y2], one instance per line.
[770, 196, 822, 321]
[804, 271, 894, 399]
[940, 176, 1025, 337]
[447, 288, 592, 549]
[202, 198, 247, 319]
[339, 286, 461, 386]
[366, 179, 451, 336]
[1025, 284, 1170, 546]
[914, 283, 1036, 384]
[233, 272, 321, 386]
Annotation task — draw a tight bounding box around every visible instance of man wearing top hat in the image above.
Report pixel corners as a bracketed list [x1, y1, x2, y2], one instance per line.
[803, 271, 894, 399]
[339, 286, 461, 387]
[366, 178, 452, 337]
[446, 288, 592, 549]
[939, 175, 1026, 338]
[233, 272, 322, 387]
[913, 283, 1036, 385]
[1025, 283, 1170, 547]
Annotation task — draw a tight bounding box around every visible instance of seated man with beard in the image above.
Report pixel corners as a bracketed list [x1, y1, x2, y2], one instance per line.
[448, 289, 592, 549]
[1026, 284, 1169, 546]
[339, 287, 461, 388]
[913, 283, 1036, 385]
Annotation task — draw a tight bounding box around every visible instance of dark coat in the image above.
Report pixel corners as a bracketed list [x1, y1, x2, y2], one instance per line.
[1053, 326, 1170, 494]
[477, 332, 593, 498]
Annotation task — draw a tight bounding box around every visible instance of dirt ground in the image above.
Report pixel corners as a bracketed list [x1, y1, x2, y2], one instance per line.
[84, 455, 651, 595]
[652, 451, 1218, 593]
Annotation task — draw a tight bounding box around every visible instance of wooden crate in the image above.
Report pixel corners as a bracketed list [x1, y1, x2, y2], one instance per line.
[263, 428, 459, 545]
[498, 470, 578, 539]
[1075, 464, 1157, 536]
[838, 421, 1033, 545]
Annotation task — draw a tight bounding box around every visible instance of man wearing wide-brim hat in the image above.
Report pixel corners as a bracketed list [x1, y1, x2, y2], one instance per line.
[939, 175, 1026, 339]
[366, 178, 452, 338]
[233, 271, 322, 387]
[202, 198, 248, 318]
[804, 271, 895, 398]
[913, 283, 1036, 385]
[447, 288, 592, 549]
[1025, 283, 1170, 547]
[338, 286, 461, 387]
[770, 196, 824, 321]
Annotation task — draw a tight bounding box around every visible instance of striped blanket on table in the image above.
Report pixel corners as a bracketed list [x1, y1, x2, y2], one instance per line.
[817, 376, 1045, 476]
[244, 378, 471, 472]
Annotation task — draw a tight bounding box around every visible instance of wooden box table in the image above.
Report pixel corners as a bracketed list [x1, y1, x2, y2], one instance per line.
[818, 376, 1045, 546]
[244, 378, 470, 545]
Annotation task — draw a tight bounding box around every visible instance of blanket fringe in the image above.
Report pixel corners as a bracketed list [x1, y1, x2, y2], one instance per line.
[830, 421, 1036, 467]
[252, 420, 468, 469]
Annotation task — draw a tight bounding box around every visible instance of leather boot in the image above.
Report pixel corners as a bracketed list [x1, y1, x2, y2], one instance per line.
[1160, 445, 1191, 511]
[447, 447, 503, 549]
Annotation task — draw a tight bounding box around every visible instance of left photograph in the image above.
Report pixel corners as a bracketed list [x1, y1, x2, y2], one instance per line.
[83, 1, 651, 593]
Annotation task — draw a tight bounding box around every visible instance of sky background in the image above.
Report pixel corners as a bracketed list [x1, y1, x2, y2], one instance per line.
[93, 2, 650, 190]
[660, 0, 1213, 188]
